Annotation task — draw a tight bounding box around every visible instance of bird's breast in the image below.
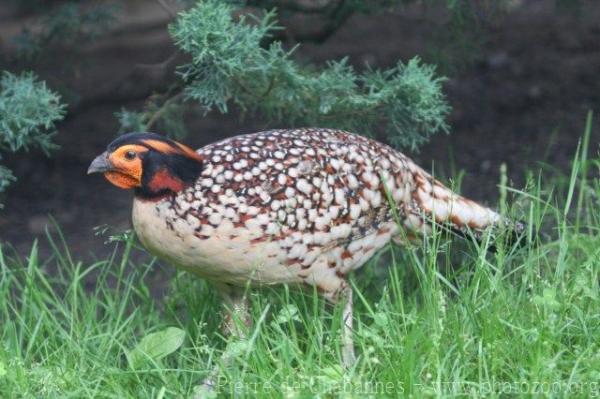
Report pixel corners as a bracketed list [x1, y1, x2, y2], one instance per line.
[131, 196, 303, 285]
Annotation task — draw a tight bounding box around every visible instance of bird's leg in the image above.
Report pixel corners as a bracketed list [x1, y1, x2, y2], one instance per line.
[201, 284, 251, 392]
[220, 285, 252, 337]
[341, 287, 357, 368]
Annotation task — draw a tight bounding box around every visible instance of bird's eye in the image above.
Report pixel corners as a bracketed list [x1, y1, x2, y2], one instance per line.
[124, 151, 137, 160]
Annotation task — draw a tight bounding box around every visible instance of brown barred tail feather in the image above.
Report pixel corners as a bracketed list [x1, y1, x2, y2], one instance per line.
[409, 168, 527, 251]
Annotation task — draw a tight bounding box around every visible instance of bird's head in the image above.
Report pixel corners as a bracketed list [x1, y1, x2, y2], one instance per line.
[88, 132, 203, 200]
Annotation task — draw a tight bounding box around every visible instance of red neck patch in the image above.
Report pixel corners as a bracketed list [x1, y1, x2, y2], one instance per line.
[147, 168, 186, 194]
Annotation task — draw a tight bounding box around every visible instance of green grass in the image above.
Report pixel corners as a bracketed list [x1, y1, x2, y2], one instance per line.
[1, 133, 599, 398]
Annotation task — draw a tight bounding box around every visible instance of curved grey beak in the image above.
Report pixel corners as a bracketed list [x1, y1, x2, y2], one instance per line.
[87, 152, 112, 174]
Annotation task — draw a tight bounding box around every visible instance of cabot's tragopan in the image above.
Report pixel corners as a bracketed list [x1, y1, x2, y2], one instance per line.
[88, 128, 524, 366]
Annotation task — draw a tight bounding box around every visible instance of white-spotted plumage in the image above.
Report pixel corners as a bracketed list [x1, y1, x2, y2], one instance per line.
[132, 128, 514, 300]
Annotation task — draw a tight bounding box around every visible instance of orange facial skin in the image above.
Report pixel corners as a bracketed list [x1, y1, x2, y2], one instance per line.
[104, 144, 148, 189]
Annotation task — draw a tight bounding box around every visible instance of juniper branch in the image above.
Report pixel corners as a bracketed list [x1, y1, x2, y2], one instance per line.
[0, 71, 66, 197]
[169, 0, 450, 150]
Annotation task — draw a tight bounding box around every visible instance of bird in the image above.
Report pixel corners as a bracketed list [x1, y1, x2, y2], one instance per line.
[88, 128, 523, 367]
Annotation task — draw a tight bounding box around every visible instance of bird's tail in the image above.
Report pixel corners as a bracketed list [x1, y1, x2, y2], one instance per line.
[404, 167, 526, 250]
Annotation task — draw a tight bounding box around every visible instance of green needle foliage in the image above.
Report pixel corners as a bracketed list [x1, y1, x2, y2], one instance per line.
[0, 71, 66, 197]
[170, 0, 449, 149]
[126, 0, 450, 150]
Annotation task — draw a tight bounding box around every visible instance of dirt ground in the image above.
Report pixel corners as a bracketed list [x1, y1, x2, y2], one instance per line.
[1, 1, 599, 261]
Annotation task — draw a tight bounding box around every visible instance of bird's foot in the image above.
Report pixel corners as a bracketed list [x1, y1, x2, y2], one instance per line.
[342, 342, 357, 369]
